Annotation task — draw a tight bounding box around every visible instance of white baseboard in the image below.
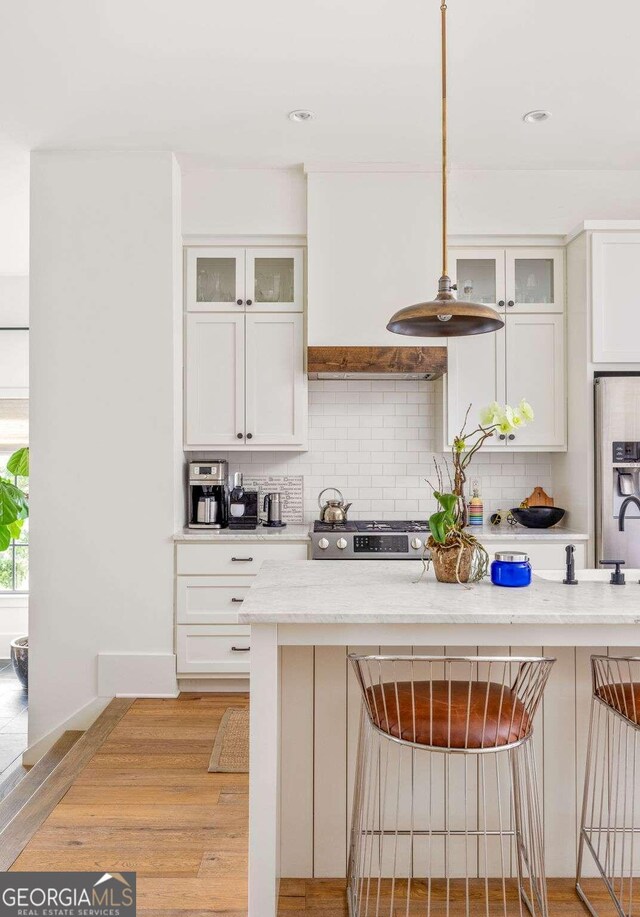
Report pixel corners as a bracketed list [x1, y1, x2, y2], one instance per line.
[23, 696, 109, 766]
[98, 652, 178, 698]
[178, 677, 250, 693]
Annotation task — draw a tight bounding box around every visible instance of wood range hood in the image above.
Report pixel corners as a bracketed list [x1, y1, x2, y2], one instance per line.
[307, 346, 447, 381]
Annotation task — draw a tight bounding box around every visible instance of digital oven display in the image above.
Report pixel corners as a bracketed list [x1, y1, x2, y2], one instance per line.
[354, 535, 409, 554]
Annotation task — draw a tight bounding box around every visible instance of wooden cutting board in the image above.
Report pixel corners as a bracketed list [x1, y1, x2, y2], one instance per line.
[525, 486, 554, 507]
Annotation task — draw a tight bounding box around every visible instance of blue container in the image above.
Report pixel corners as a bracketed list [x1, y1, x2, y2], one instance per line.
[490, 552, 532, 588]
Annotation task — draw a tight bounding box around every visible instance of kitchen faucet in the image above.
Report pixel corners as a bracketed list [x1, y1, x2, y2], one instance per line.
[618, 495, 640, 531]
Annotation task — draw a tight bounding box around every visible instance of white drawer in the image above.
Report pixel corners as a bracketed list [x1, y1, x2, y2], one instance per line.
[176, 624, 251, 674]
[177, 576, 251, 624]
[488, 541, 586, 570]
[176, 542, 308, 575]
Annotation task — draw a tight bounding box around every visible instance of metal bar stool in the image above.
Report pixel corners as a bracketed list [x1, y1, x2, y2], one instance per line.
[348, 654, 555, 917]
[577, 655, 640, 917]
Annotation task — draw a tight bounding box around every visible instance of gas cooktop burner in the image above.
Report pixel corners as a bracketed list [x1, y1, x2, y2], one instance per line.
[313, 521, 358, 533]
[313, 519, 428, 534]
[355, 520, 429, 532]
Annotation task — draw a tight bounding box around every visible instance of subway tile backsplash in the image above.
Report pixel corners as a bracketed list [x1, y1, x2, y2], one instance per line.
[189, 380, 553, 523]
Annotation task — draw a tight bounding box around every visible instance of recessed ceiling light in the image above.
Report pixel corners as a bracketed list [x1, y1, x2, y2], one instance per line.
[288, 110, 314, 123]
[523, 110, 552, 123]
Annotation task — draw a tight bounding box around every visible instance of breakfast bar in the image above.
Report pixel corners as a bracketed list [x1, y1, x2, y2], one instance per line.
[240, 559, 640, 917]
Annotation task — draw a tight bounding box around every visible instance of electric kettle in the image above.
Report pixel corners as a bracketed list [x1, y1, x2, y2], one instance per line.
[263, 492, 286, 528]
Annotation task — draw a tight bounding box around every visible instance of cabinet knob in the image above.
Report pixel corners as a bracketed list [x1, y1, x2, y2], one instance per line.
[237, 433, 243, 439]
[508, 433, 516, 441]
[498, 300, 505, 307]
[246, 299, 253, 306]
[499, 434, 506, 441]
[237, 299, 243, 306]
[246, 432, 253, 440]
[507, 300, 514, 307]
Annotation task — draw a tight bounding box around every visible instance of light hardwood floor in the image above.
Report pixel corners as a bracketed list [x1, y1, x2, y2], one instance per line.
[7, 694, 619, 915]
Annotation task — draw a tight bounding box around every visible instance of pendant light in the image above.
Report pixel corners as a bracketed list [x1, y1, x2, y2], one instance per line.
[386, 1, 504, 338]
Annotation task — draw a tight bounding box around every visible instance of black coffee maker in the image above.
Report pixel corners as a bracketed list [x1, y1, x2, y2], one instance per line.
[188, 461, 229, 529]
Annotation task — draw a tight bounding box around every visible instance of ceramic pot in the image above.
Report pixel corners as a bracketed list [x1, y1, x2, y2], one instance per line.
[429, 540, 473, 584]
[10, 636, 28, 691]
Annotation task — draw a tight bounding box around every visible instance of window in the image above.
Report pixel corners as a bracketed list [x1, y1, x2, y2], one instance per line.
[0, 453, 28, 593]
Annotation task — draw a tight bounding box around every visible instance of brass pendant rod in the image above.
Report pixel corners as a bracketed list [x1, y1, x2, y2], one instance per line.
[441, 0, 448, 278]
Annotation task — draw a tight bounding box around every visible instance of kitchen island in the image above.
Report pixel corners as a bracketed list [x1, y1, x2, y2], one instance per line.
[239, 559, 640, 917]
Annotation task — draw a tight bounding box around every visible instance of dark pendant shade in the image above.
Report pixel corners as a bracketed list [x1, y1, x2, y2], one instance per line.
[387, 276, 504, 338]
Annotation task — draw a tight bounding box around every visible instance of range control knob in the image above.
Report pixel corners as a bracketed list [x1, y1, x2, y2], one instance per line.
[318, 537, 329, 550]
[336, 537, 348, 550]
[411, 537, 423, 550]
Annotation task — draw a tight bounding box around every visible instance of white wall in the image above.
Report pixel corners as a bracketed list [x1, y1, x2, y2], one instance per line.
[0, 275, 28, 326]
[181, 166, 306, 237]
[28, 151, 181, 753]
[0, 207, 29, 657]
[449, 170, 640, 235]
[307, 172, 442, 347]
[193, 378, 553, 524]
[0, 149, 29, 276]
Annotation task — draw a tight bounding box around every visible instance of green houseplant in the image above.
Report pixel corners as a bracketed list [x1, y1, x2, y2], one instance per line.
[0, 446, 29, 552]
[0, 447, 29, 690]
[427, 401, 533, 584]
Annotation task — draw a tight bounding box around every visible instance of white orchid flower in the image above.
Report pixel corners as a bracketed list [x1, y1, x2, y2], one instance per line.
[519, 399, 535, 422]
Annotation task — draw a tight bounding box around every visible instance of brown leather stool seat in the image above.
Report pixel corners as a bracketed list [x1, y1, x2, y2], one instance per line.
[367, 679, 531, 749]
[596, 682, 640, 726]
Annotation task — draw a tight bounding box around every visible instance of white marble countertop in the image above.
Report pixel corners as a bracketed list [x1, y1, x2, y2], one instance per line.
[238, 560, 640, 626]
[462, 525, 588, 542]
[174, 524, 310, 543]
[174, 523, 586, 545]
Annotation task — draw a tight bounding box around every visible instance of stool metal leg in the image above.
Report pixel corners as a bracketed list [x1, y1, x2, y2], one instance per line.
[512, 738, 548, 917]
[577, 655, 640, 917]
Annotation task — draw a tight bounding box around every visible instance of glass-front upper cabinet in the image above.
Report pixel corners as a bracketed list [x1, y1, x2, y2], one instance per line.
[452, 249, 506, 310]
[505, 247, 564, 313]
[245, 247, 304, 313]
[186, 248, 245, 312]
[185, 247, 304, 313]
[451, 246, 564, 314]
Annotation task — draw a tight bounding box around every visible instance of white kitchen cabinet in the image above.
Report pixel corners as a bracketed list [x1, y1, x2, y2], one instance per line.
[186, 247, 246, 312]
[185, 313, 245, 447]
[505, 314, 565, 448]
[176, 541, 308, 575]
[451, 246, 564, 314]
[177, 576, 251, 624]
[445, 314, 565, 451]
[446, 324, 505, 442]
[177, 625, 252, 675]
[245, 313, 306, 447]
[175, 540, 309, 678]
[506, 248, 564, 313]
[186, 246, 304, 313]
[184, 244, 307, 451]
[452, 248, 506, 311]
[245, 247, 304, 313]
[591, 231, 640, 362]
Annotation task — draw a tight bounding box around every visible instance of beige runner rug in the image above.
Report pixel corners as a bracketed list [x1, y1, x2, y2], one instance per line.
[208, 706, 249, 773]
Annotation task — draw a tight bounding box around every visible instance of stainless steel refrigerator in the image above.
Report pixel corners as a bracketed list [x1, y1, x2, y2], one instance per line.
[595, 375, 640, 566]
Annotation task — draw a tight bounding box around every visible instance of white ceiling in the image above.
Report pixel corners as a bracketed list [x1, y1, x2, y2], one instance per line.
[0, 0, 639, 170]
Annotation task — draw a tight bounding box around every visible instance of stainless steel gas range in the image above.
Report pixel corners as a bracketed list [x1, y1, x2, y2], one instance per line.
[310, 520, 429, 560]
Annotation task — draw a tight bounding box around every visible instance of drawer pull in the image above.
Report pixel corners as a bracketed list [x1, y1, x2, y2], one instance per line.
[231, 556, 254, 563]
[231, 597, 245, 603]
[231, 645, 251, 652]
